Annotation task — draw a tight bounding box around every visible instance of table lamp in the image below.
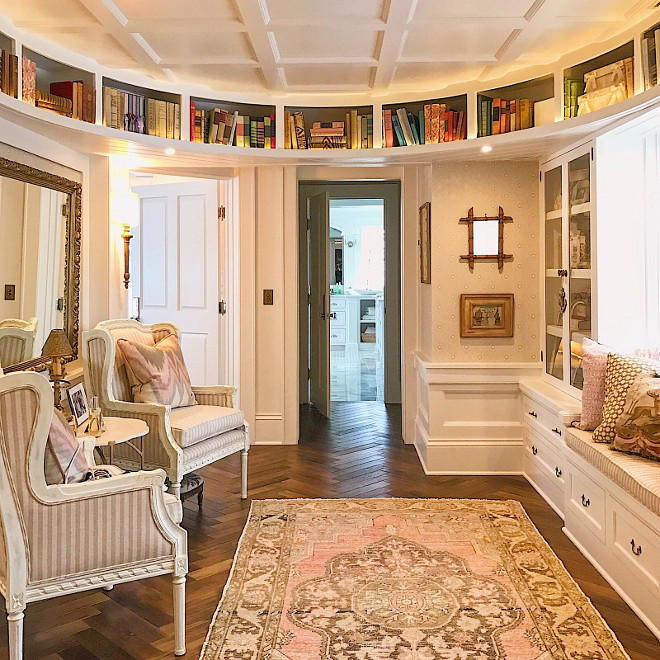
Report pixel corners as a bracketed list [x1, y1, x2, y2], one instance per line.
[41, 328, 73, 409]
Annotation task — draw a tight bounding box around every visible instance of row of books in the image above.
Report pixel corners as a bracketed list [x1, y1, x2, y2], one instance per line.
[478, 98, 534, 137]
[641, 27, 660, 90]
[384, 105, 466, 147]
[0, 50, 18, 98]
[189, 102, 275, 148]
[103, 87, 180, 139]
[563, 78, 585, 119]
[35, 90, 72, 117]
[284, 110, 373, 149]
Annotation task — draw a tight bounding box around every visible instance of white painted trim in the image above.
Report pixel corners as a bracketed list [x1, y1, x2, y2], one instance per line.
[526, 473, 565, 520]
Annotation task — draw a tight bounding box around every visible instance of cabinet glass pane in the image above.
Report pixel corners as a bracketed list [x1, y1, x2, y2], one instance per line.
[545, 277, 564, 380]
[544, 166, 562, 270]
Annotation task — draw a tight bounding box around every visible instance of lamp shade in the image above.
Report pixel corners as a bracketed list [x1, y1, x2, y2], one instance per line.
[111, 190, 140, 229]
[41, 328, 73, 358]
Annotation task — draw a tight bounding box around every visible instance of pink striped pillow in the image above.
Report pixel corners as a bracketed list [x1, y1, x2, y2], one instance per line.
[45, 408, 90, 484]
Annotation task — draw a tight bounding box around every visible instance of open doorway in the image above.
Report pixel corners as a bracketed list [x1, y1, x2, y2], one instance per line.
[299, 181, 401, 417]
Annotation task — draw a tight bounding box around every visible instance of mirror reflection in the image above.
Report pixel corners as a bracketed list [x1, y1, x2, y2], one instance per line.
[0, 176, 69, 368]
[473, 220, 499, 256]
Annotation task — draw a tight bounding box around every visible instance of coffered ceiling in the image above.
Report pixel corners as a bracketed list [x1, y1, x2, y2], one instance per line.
[1, 0, 657, 97]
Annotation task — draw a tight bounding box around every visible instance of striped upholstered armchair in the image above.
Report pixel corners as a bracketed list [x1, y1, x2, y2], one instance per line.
[82, 319, 249, 499]
[0, 371, 188, 660]
[0, 318, 37, 368]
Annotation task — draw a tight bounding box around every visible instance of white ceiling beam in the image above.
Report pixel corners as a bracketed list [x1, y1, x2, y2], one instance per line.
[372, 0, 418, 93]
[80, 0, 164, 74]
[233, 0, 285, 92]
[126, 19, 247, 33]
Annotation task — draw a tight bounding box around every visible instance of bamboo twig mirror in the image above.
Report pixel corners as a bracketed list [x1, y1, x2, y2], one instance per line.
[459, 206, 513, 272]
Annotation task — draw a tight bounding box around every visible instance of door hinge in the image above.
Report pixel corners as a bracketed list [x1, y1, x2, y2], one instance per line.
[307, 368, 311, 380]
[591, 147, 594, 160]
[539, 171, 542, 182]
[218, 206, 225, 221]
[218, 300, 227, 315]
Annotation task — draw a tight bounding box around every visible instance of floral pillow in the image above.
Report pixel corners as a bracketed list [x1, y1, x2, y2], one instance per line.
[593, 352, 660, 443]
[613, 372, 660, 461]
[117, 334, 196, 408]
[45, 408, 90, 484]
[576, 338, 610, 431]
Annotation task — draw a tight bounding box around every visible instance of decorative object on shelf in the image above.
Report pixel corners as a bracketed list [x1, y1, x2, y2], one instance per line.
[557, 287, 567, 324]
[85, 395, 105, 436]
[460, 294, 514, 338]
[569, 174, 590, 205]
[66, 382, 89, 428]
[459, 206, 513, 272]
[42, 328, 73, 409]
[577, 57, 633, 116]
[419, 202, 431, 284]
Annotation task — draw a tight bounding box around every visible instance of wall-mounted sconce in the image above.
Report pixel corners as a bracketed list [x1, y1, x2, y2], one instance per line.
[116, 191, 139, 289]
[122, 223, 133, 289]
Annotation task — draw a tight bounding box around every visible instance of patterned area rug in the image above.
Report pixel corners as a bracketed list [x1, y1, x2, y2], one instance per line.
[200, 498, 629, 659]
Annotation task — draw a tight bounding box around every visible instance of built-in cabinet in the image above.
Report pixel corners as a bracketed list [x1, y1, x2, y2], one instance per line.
[542, 144, 595, 393]
[330, 294, 380, 351]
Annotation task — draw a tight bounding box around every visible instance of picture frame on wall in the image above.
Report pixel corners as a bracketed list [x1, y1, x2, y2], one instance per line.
[66, 382, 89, 427]
[460, 294, 514, 338]
[419, 202, 431, 284]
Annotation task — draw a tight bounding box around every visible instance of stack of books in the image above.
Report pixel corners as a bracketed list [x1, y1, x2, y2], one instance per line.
[576, 57, 633, 116]
[563, 78, 585, 119]
[284, 109, 373, 149]
[189, 102, 275, 148]
[0, 49, 18, 98]
[642, 26, 660, 90]
[383, 104, 466, 147]
[478, 97, 534, 137]
[35, 90, 72, 117]
[104, 87, 180, 138]
[49, 81, 95, 122]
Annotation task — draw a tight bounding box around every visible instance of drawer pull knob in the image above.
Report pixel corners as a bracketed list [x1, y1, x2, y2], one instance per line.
[532, 445, 538, 456]
[552, 427, 562, 436]
[555, 467, 563, 478]
[630, 539, 643, 556]
[528, 411, 538, 418]
[581, 494, 590, 507]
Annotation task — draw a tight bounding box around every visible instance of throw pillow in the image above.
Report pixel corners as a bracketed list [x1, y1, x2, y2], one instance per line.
[593, 352, 660, 443]
[117, 334, 196, 408]
[576, 338, 610, 431]
[45, 408, 90, 484]
[613, 373, 660, 462]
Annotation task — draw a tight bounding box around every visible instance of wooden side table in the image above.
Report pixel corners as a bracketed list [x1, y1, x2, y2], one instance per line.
[78, 417, 149, 469]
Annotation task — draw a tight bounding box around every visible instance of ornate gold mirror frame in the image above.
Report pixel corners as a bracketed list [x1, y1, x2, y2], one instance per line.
[0, 156, 81, 372]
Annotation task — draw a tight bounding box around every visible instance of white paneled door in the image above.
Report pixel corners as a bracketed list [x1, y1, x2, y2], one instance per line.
[132, 181, 219, 385]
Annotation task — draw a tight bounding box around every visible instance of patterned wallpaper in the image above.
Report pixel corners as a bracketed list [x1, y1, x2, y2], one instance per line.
[431, 160, 540, 363]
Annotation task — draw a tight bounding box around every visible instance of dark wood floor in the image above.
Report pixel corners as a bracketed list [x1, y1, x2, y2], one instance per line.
[2, 402, 660, 659]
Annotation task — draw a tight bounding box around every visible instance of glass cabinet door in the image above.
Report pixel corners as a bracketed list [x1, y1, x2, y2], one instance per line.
[544, 166, 563, 382]
[567, 153, 592, 390]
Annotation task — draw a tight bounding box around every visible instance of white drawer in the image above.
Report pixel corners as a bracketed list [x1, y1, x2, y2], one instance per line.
[330, 297, 346, 310]
[330, 310, 346, 327]
[524, 453, 564, 518]
[330, 328, 346, 344]
[568, 464, 606, 543]
[611, 500, 660, 592]
[524, 428, 566, 491]
[522, 395, 565, 444]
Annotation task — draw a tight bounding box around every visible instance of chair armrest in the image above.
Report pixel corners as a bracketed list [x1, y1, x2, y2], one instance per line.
[192, 385, 236, 408]
[51, 468, 167, 501]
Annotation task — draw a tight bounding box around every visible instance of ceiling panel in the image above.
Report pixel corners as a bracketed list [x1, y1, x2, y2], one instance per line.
[283, 64, 374, 87]
[401, 24, 514, 60]
[0, 0, 97, 24]
[392, 62, 487, 89]
[55, 32, 138, 67]
[272, 26, 381, 60]
[550, 0, 642, 18]
[135, 28, 255, 63]
[412, 0, 534, 19]
[114, 0, 240, 22]
[265, 0, 385, 22]
[520, 24, 618, 60]
[167, 63, 266, 90]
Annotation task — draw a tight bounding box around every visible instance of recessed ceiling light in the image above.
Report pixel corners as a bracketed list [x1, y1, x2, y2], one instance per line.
[481, 145, 492, 153]
[165, 147, 176, 155]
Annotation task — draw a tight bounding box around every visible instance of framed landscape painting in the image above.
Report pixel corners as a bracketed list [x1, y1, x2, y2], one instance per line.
[460, 294, 514, 338]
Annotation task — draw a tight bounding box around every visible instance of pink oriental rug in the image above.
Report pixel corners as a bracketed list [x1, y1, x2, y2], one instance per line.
[200, 498, 629, 659]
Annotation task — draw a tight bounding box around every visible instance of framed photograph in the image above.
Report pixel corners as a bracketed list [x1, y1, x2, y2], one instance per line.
[460, 294, 514, 338]
[66, 383, 89, 427]
[419, 202, 431, 284]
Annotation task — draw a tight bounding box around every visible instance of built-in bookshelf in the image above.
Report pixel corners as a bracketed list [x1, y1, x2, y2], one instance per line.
[477, 75, 553, 137]
[382, 94, 467, 146]
[284, 105, 373, 149]
[102, 77, 181, 139]
[22, 48, 95, 121]
[641, 21, 660, 91]
[563, 41, 634, 119]
[0, 31, 17, 99]
[190, 97, 275, 148]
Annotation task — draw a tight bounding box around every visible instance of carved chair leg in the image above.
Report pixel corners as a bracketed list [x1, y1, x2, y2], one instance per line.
[170, 480, 182, 500]
[241, 449, 248, 500]
[173, 576, 186, 656]
[197, 488, 203, 507]
[7, 611, 24, 660]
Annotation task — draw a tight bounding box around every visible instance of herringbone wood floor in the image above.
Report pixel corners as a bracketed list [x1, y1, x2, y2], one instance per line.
[2, 402, 660, 659]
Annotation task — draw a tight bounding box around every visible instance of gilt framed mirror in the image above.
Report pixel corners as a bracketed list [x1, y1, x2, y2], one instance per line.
[0, 156, 81, 372]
